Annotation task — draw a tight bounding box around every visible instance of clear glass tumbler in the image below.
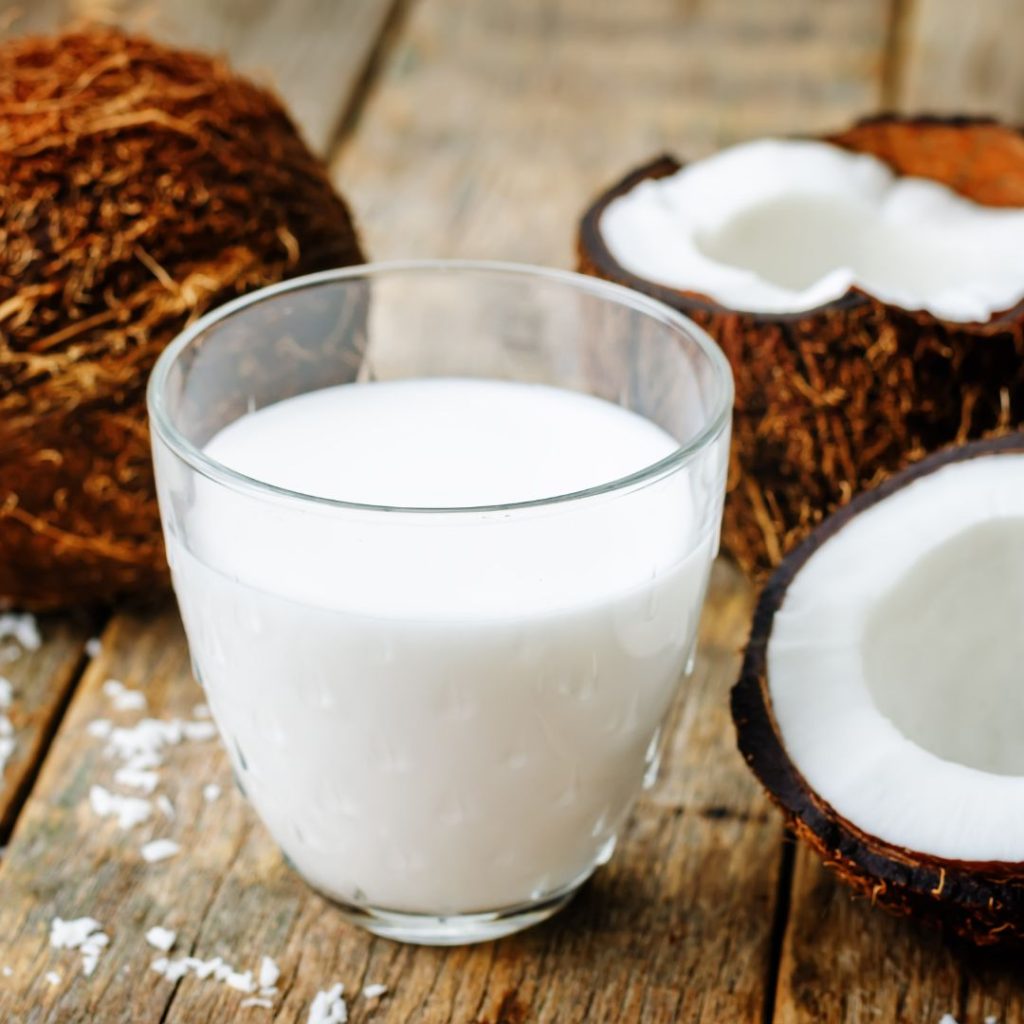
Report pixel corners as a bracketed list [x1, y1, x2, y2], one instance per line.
[147, 260, 733, 945]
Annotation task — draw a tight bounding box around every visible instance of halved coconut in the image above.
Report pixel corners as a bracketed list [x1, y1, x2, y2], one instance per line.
[578, 116, 1024, 581]
[733, 434, 1024, 945]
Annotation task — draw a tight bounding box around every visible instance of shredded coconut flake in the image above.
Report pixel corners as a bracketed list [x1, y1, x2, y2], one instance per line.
[0, 613, 40, 653]
[113, 766, 159, 794]
[226, 969, 256, 993]
[0, 678, 12, 708]
[242, 997, 274, 1009]
[145, 926, 177, 952]
[103, 679, 147, 712]
[151, 953, 263, 995]
[1, 965, 11, 977]
[258, 956, 280, 990]
[85, 637, 103, 658]
[105, 718, 182, 763]
[203, 783, 222, 803]
[308, 982, 348, 1024]
[141, 838, 180, 863]
[939, 1016, 960, 1024]
[86, 719, 113, 739]
[90, 784, 152, 829]
[0, 722, 14, 778]
[45, 970, 60, 986]
[50, 916, 108, 977]
[156, 794, 175, 819]
[362, 983, 387, 999]
[183, 720, 217, 742]
[193, 703, 211, 719]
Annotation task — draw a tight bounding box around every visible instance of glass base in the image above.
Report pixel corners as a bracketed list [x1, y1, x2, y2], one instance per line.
[321, 878, 585, 946]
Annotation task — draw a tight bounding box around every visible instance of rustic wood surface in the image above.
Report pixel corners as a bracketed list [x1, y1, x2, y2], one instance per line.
[0, 0, 1022, 1021]
[0, 0, 401, 153]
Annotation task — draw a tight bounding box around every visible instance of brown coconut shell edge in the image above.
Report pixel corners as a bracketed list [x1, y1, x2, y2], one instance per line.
[578, 115, 1024, 584]
[732, 432, 1024, 946]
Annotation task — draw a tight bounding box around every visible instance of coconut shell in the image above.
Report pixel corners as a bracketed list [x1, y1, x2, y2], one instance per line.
[0, 27, 365, 610]
[578, 115, 1024, 581]
[732, 434, 1024, 946]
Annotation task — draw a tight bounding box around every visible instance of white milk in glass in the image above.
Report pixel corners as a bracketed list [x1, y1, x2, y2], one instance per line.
[168, 378, 713, 914]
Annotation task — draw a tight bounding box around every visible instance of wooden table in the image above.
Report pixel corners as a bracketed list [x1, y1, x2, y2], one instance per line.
[1, 1, 1022, 1020]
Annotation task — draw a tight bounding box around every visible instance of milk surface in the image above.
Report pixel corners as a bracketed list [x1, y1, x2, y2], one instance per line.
[168, 379, 713, 914]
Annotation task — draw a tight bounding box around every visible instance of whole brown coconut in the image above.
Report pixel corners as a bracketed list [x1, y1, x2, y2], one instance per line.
[732, 434, 1024, 946]
[0, 28, 365, 609]
[578, 115, 1024, 581]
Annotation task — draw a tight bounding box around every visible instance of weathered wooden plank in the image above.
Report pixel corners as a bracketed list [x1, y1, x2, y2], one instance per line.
[773, 848, 963, 1024]
[0, 607, 251, 1022]
[333, 0, 891, 265]
[894, 0, 1024, 120]
[1, 0, 400, 153]
[0, 615, 94, 841]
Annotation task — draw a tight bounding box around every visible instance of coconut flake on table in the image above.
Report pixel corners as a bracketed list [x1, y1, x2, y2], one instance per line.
[308, 983, 347, 1024]
[145, 926, 177, 952]
[156, 794, 175, 819]
[103, 679, 147, 712]
[600, 138, 1024, 323]
[202, 783, 222, 803]
[50, 916, 109, 977]
[182, 720, 217, 742]
[193, 703, 211, 719]
[103, 715, 214, 766]
[0, 678, 12, 708]
[0, 613, 40, 654]
[86, 718, 113, 739]
[241, 997, 274, 1009]
[44, 970, 61, 986]
[258, 956, 280, 990]
[90, 784, 152, 829]
[362, 983, 387, 999]
[2, 965, 12, 977]
[85, 637, 103, 658]
[0, 718, 14, 779]
[113, 765, 159, 794]
[151, 954, 257, 993]
[140, 838, 180, 863]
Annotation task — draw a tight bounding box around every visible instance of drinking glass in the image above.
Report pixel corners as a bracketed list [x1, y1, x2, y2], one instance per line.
[147, 260, 733, 944]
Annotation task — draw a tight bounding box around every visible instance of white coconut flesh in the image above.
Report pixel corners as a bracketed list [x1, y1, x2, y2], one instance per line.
[600, 139, 1024, 323]
[767, 453, 1024, 863]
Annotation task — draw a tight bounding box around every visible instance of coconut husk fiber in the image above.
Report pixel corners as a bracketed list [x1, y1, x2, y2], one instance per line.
[578, 115, 1024, 581]
[0, 27, 365, 609]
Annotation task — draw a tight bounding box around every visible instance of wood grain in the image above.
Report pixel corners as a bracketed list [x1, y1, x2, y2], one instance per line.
[333, 0, 892, 265]
[773, 848, 963, 1024]
[0, 608, 250, 1023]
[0, 0, 400, 153]
[0, 616, 95, 841]
[895, 0, 1024, 120]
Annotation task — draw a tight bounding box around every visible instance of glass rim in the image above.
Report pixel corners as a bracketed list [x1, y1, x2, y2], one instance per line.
[146, 259, 734, 516]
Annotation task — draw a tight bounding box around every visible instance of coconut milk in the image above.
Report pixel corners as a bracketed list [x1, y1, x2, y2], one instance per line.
[167, 379, 712, 914]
